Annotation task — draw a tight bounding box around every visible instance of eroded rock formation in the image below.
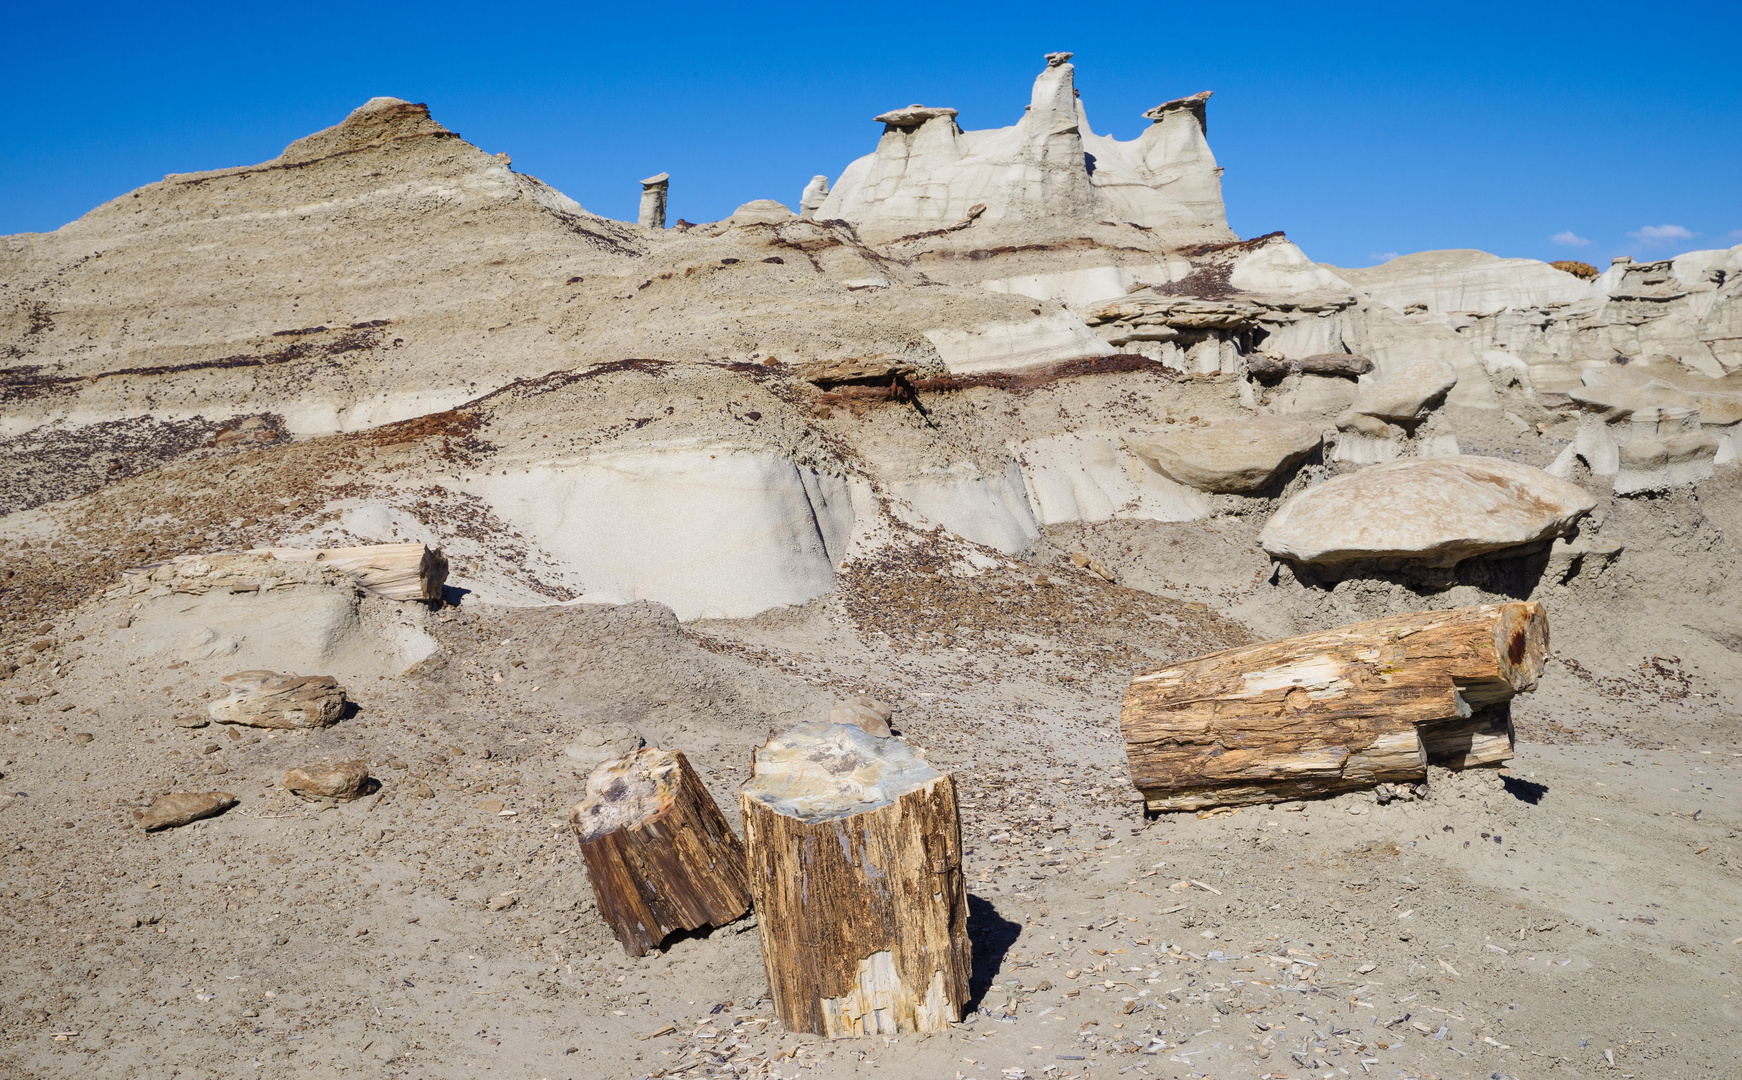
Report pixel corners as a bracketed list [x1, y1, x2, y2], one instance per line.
[816, 54, 1232, 245]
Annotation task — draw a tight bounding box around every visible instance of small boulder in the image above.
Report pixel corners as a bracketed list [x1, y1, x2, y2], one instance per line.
[140, 791, 237, 832]
[829, 697, 894, 738]
[208, 671, 346, 729]
[283, 761, 371, 801]
[1258, 457, 1596, 567]
[1128, 416, 1322, 493]
[1350, 356, 1457, 423]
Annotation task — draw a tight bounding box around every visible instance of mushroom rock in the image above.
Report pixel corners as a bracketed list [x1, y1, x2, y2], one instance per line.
[1258, 457, 1597, 567]
[816, 55, 1233, 244]
[1127, 416, 1323, 494]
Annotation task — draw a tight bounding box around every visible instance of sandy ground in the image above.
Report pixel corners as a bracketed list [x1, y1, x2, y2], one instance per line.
[2, 515, 1738, 1080]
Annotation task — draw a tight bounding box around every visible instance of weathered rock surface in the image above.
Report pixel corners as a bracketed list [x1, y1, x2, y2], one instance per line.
[284, 761, 372, 801]
[1127, 416, 1322, 493]
[1258, 457, 1597, 566]
[726, 200, 797, 227]
[1348, 356, 1459, 424]
[828, 698, 894, 738]
[1549, 379, 1728, 493]
[923, 312, 1115, 374]
[563, 724, 649, 770]
[1325, 249, 1591, 315]
[140, 791, 237, 832]
[208, 671, 347, 729]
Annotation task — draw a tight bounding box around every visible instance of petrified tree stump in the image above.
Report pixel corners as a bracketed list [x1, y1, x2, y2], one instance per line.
[1122, 602, 1547, 810]
[569, 747, 750, 957]
[740, 721, 969, 1038]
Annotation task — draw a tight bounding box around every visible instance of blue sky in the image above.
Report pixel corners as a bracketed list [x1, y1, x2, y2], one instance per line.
[2, 1, 1738, 268]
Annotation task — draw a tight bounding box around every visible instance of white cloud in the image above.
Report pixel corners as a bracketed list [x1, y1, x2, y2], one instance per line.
[1368, 251, 1401, 264]
[1551, 230, 1593, 247]
[1628, 224, 1697, 244]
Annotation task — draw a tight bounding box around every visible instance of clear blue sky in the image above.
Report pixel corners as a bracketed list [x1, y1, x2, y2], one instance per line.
[3, 1, 1738, 268]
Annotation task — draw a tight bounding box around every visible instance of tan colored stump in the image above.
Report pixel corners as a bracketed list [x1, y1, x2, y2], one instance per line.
[569, 747, 750, 957]
[740, 721, 969, 1038]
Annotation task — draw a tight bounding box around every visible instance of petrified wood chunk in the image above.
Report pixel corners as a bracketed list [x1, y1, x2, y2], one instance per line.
[140, 791, 237, 832]
[740, 721, 969, 1038]
[208, 671, 347, 729]
[1122, 602, 1547, 810]
[284, 761, 372, 801]
[569, 748, 750, 957]
[253, 542, 448, 601]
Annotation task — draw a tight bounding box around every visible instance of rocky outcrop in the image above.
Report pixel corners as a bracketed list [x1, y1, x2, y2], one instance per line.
[463, 442, 857, 620]
[1258, 457, 1596, 567]
[1325, 250, 1591, 315]
[923, 312, 1115, 374]
[1440, 246, 1742, 385]
[1550, 379, 1729, 493]
[1013, 431, 1210, 526]
[816, 54, 1232, 243]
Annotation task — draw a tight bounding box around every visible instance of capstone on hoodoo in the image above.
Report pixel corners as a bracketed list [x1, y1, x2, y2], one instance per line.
[815, 53, 1233, 244]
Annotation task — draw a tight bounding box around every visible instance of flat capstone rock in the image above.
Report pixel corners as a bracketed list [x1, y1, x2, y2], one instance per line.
[1258, 456, 1597, 567]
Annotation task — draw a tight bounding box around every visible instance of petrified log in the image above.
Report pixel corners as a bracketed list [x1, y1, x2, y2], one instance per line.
[569, 748, 750, 958]
[252, 543, 448, 601]
[1122, 602, 1547, 810]
[740, 721, 969, 1038]
[208, 671, 347, 729]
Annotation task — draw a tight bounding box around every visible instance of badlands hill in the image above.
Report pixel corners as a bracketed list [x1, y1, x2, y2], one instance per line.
[1, 53, 1740, 1080]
